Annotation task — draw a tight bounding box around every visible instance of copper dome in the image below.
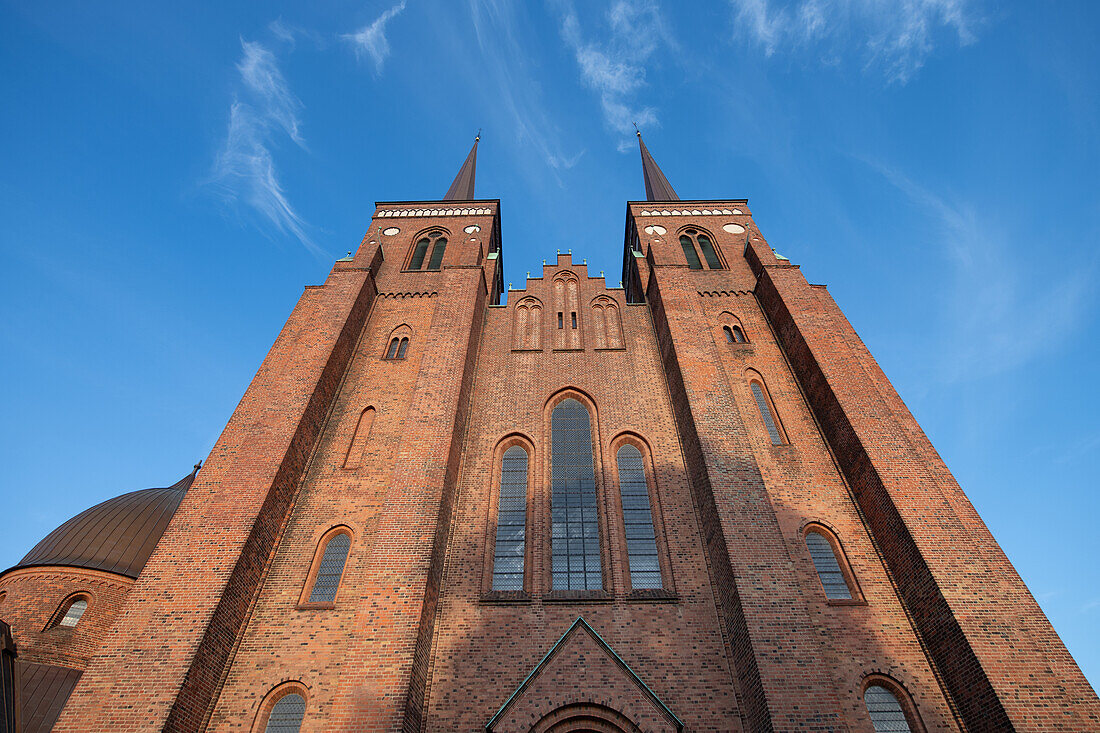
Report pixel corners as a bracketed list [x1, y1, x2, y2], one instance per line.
[11, 468, 197, 579]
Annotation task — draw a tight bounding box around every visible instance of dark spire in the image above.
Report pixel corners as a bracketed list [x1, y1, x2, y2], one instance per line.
[443, 134, 479, 200]
[636, 130, 679, 202]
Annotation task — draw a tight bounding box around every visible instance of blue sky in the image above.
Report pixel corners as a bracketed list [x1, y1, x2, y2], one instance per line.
[2, 0, 1097, 689]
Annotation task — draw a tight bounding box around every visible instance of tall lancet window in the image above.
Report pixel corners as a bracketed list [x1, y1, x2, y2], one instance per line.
[616, 444, 661, 589]
[492, 445, 528, 590]
[551, 398, 602, 591]
[408, 231, 447, 271]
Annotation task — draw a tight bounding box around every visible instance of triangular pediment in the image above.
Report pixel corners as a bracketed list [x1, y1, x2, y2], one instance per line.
[486, 617, 682, 732]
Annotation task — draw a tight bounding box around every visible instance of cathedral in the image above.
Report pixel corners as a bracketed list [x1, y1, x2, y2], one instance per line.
[1, 135, 1097, 732]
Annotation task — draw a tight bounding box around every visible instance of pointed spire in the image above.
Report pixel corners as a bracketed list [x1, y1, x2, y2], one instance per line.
[444, 133, 479, 200]
[636, 130, 679, 202]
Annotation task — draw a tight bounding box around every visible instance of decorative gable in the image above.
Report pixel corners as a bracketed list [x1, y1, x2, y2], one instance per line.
[486, 617, 682, 733]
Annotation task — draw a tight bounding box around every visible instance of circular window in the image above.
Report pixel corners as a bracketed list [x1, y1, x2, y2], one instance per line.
[723, 223, 746, 234]
[643, 224, 667, 235]
[383, 227, 400, 236]
[464, 224, 481, 233]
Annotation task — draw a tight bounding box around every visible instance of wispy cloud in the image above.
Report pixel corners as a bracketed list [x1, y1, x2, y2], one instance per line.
[557, 0, 672, 149]
[730, 0, 979, 83]
[467, 0, 583, 178]
[872, 162, 1094, 381]
[208, 39, 320, 256]
[343, 1, 407, 75]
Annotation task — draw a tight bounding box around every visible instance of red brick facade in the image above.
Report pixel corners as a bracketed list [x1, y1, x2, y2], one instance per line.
[2, 183, 1092, 730]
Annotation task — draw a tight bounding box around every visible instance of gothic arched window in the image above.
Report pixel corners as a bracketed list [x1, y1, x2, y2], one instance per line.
[748, 375, 785, 445]
[306, 530, 351, 604]
[397, 337, 409, 359]
[731, 325, 747, 343]
[616, 444, 661, 589]
[54, 596, 89, 628]
[492, 445, 529, 591]
[262, 691, 306, 733]
[680, 235, 702, 269]
[863, 680, 922, 733]
[427, 237, 447, 270]
[723, 326, 734, 343]
[680, 228, 722, 269]
[551, 398, 602, 591]
[408, 231, 447, 271]
[385, 338, 400, 359]
[805, 528, 856, 600]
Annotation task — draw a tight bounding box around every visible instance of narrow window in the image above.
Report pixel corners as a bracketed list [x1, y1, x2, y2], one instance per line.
[492, 446, 528, 591]
[751, 382, 783, 445]
[732, 325, 746, 343]
[427, 237, 447, 270]
[343, 407, 376, 470]
[571, 312, 577, 329]
[806, 531, 852, 599]
[265, 693, 306, 733]
[616, 445, 661, 589]
[680, 235, 702, 269]
[551, 398, 602, 591]
[385, 338, 400, 359]
[723, 326, 734, 343]
[697, 233, 722, 269]
[864, 685, 914, 732]
[408, 237, 430, 270]
[57, 598, 88, 628]
[308, 533, 351, 604]
[558, 312, 564, 329]
[397, 337, 409, 359]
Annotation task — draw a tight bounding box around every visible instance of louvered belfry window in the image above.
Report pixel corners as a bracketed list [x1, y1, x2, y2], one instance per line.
[864, 685, 913, 732]
[697, 233, 722, 269]
[408, 237, 430, 270]
[551, 398, 602, 591]
[492, 446, 528, 591]
[616, 445, 661, 589]
[427, 237, 447, 270]
[265, 693, 306, 733]
[309, 533, 350, 604]
[806, 531, 852, 599]
[680, 235, 702, 269]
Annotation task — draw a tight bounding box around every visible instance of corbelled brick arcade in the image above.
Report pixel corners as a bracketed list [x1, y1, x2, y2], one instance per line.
[1, 136, 1096, 732]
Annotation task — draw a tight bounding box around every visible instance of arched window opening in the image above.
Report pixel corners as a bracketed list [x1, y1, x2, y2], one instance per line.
[553, 274, 581, 349]
[492, 445, 529, 591]
[750, 381, 784, 445]
[56, 597, 88, 628]
[806, 530, 853, 599]
[513, 298, 542, 349]
[343, 407, 376, 469]
[731, 325, 746, 343]
[723, 326, 734, 343]
[408, 237, 430, 270]
[397, 337, 409, 359]
[680, 235, 702, 269]
[264, 692, 306, 733]
[864, 684, 917, 733]
[427, 237, 447, 270]
[308, 532, 351, 604]
[551, 398, 602, 591]
[616, 445, 661, 589]
[385, 338, 400, 359]
[697, 233, 722, 269]
[591, 297, 623, 349]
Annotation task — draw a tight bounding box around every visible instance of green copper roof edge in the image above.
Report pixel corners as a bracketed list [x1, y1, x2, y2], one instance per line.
[485, 615, 683, 731]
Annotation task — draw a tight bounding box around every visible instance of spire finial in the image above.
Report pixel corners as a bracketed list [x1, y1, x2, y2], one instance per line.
[444, 136, 479, 200]
[637, 133, 679, 202]
[633, 121, 640, 137]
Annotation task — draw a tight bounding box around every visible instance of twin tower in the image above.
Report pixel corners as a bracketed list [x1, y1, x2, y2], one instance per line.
[2, 136, 1097, 731]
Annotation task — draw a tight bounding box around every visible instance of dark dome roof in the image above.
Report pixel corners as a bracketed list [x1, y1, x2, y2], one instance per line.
[12, 468, 197, 579]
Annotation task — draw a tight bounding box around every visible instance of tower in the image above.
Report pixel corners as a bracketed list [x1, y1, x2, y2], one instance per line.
[1, 136, 1096, 732]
